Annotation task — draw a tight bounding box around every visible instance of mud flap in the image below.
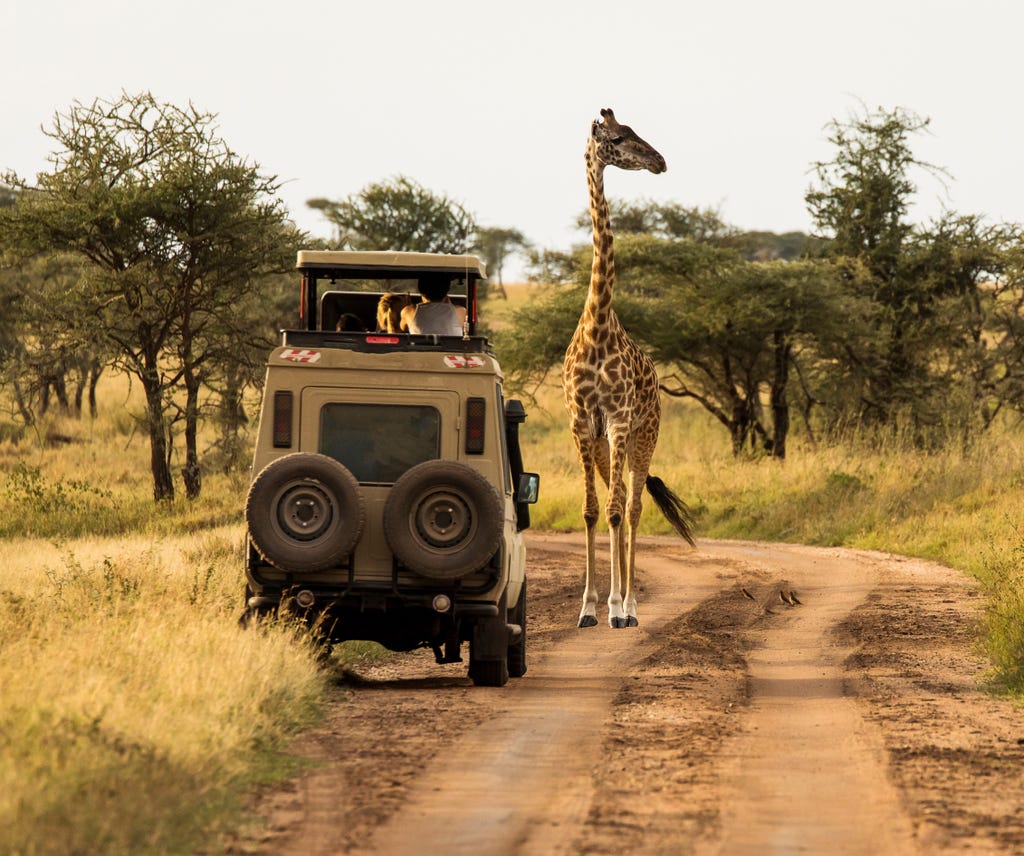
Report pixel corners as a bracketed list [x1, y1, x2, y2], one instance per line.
[468, 592, 510, 687]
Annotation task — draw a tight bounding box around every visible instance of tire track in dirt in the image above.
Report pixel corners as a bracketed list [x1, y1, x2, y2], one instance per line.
[700, 542, 915, 855]
[350, 536, 725, 856]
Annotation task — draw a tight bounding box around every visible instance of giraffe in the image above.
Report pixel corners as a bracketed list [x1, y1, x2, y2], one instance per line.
[563, 107, 695, 629]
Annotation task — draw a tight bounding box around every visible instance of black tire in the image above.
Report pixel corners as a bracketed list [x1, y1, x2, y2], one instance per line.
[469, 657, 509, 687]
[383, 460, 504, 579]
[507, 578, 527, 678]
[246, 453, 365, 573]
[468, 617, 510, 687]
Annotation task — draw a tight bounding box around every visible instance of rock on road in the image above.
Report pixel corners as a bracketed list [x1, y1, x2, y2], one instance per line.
[239, 534, 1024, 855]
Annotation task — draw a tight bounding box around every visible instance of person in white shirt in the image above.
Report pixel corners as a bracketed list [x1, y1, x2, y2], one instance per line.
[400, 275, 467, 335]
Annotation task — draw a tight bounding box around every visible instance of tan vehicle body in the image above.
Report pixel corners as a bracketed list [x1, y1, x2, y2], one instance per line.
[243, 251, 535, 686]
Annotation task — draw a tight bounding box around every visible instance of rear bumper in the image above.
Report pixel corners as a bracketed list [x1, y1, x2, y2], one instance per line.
[246, 592, 499, 618]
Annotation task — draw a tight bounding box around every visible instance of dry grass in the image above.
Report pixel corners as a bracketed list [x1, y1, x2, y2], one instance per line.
[0, 525, 328, 854]
[0, 377, 329, 854]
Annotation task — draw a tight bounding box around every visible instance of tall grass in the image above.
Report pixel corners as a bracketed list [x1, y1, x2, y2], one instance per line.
[0, 528, 326, 854]
[0, 376, 330, 854]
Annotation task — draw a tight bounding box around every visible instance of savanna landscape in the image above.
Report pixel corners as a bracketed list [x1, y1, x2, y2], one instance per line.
[2, 283, 1024, 852]
[4, 92, 1024, 853]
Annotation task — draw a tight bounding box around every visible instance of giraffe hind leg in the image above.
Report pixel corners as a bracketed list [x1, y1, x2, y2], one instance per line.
[622, 448, 653, 628]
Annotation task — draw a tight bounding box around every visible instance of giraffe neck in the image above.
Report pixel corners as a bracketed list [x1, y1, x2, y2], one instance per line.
[582, 150, 615, 335]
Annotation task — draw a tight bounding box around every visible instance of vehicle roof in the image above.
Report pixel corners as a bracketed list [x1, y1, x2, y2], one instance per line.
[296, 250, 487, 279]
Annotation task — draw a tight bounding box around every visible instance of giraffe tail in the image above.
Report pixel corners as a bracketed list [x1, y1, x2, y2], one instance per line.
[645, 475, 696, 546]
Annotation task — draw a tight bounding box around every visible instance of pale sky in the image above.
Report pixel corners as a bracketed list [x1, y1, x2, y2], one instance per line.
[3, 1, 1021, 279]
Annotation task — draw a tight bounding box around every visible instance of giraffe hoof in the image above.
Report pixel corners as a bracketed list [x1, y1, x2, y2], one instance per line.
[625, 616, 638, 627]
[610, 616, 628, 629]
[578, 615, 598, 628]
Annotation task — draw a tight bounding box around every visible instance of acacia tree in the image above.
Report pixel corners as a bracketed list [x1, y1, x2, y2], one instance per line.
[472, 226, 529, 297]
[1, 92, 300, 500]
[806, 105, 1020, 438]
[805, 107, 943, 423]
[308, 175, 476, 253]
[576, 199, 737, 245]
[650, 256, 863, 457]
[499, 232, 860, 458]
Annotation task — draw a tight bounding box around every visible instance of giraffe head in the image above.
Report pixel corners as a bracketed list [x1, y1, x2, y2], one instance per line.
[588, 108, 666, 174]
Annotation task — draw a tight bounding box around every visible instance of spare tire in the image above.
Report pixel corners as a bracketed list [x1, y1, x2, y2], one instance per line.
[246, 453, 365, 572]
[383, 460, 503, 579]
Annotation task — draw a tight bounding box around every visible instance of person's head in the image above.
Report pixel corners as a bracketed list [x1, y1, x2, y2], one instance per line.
[418, 275, 452, 302]
[336, 313, 366, 332]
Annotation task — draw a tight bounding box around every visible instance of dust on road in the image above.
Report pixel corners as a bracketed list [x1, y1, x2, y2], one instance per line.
[232, 535, 1024, 855]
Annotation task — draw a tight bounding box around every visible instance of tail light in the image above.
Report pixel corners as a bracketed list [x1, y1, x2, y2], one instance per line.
[273, 391, 293, 447]
[465, 397, 486, 454]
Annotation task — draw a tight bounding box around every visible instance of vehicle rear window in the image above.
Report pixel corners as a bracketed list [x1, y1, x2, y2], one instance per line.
[319, 403, 440, 484]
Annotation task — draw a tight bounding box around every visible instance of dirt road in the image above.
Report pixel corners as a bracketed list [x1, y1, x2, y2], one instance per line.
[236, 535, 1024, 854]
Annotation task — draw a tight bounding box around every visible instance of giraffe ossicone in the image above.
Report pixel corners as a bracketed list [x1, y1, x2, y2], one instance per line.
[562, 107, 694, 630]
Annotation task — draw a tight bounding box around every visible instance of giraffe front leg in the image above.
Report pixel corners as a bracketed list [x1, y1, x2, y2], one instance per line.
[608, 519, 627, 627]
[573, 427, 602, 626]
[578, 518, 599, 628]
[577, 451, 601, 628]
[622, 522, 639, 627]
[619, 522, 639, 627]
[602, 432, 626, 626]
[606, 455, 628, 629]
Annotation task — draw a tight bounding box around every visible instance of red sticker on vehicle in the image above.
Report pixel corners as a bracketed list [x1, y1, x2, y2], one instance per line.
[443, 355, 486, 368]
[279, 348, 322, 363]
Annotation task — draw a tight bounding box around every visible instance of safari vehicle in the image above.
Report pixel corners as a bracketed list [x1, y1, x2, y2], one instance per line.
[242, 250, 539, 687]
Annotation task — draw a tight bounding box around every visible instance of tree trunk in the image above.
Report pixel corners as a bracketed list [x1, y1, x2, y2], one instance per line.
[181, 364, 202, 500]
[770, 331, 791, 460]
[88, 359, 102, 419]
[73, 378, 85, 416]
[12, 380, 34, 425]
[142, 374, 175, 502]
[217, 367, 249, 472]
[52, 371, 70, 414]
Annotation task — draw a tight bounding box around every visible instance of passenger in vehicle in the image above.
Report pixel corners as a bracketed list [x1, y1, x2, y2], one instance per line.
[400, 275, 466, 336]
[376, 292, 412, 333]
[335, 313, 368, 332]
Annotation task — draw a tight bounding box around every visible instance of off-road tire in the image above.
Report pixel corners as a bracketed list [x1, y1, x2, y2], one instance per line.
[246, 453, 365, 572]
[383, 460, 503, 579]
[468, 657, 509, 687]
[468, 617, 510, 688]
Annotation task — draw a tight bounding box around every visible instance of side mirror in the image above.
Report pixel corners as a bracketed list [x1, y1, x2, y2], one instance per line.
[517, 472, 540, 504]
